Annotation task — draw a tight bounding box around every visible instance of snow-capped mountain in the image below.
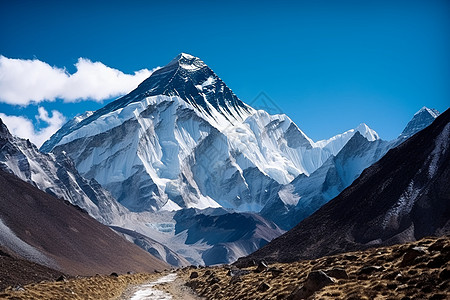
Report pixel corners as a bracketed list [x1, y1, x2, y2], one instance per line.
[238, 108, 450, 265]
[0, 118, 124, 224]
[0, 115, 283, 266]
[34, 53, 442, 265]
[260, 106, 441, 230]
[399, 107, 440, 139]
[42, 53, 379, 214]
[261, 132, 395, 229]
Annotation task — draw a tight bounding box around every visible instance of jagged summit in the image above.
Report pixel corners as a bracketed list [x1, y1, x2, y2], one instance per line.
[174, 52, 196, 60]
[399, 106, 440, 139]
[165, 52, 206, 70]
[41, 53, 250, 152]
[135, 52, 249, 116]
[0, 118, 11, 137]
[415, 106, 440, 118]
[355, 123, 379, 141]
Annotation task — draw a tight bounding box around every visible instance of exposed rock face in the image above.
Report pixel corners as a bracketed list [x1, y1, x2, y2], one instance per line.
[238, 109, 450, 265]
[261, 132, 395, 230]
[399, 107, 440, 139]
[0, 118, 124, 224]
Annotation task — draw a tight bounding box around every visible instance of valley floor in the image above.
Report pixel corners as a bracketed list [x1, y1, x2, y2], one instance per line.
[1, 236, 449, 300]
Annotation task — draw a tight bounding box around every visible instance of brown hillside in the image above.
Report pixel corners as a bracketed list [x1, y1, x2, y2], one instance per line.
[0, 169, 168, 276]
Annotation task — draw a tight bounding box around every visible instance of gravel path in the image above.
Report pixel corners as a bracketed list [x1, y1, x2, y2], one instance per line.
[124, 273, 201, 300]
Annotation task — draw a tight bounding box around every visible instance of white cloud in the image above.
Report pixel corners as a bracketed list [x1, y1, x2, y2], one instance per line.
[0, 56, 156, 105]
[0, 107, 66, 147]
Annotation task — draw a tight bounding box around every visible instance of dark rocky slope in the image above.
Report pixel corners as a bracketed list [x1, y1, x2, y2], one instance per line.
[0, 246, 64, 291]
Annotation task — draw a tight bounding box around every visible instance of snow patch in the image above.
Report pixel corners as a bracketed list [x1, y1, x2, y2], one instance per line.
[160, 200, 182, 211]
[427, 123, 449, 178]
[278, 184, 300, 206]
[195, 76, 216, 91]
[382, 181, 419, 230]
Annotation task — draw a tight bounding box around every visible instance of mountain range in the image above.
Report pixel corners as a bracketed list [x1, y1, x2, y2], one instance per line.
[0, 53, 444, 266]
[41, 53, 380, 214]
[237, 108, 449, 265]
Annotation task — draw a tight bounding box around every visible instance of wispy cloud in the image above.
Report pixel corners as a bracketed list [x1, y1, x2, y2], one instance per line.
[0, 56, 156, 105]
[0, 107, 66, 147]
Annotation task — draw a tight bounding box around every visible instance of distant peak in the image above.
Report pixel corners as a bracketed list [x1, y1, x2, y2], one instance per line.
[399, 107, 440, 139]
[166, 52, 205, 70]
[414, 107, 440, 118]
[356, 123, 369, 130]
[178, 52, 196, 60]
[355, 123, 379, 141]
[0, 118, 11, 137]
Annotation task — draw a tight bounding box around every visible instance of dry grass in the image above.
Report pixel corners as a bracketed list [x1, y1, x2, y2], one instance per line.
[0, 273, 162, 300]
[180, 236, 450, 299]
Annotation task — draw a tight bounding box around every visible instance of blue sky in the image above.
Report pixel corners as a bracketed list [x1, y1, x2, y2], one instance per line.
[0, 0, 449, 145]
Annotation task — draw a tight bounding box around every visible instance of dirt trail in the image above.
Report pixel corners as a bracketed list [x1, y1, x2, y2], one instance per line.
[121, 273, 201, 300]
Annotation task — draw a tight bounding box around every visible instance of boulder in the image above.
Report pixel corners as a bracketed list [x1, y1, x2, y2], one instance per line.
[229, 269, 250, 277]
[209, 276, 220, 285]
[255, 260, 268, 273]
[257, 282, 271, 292]
[325, 268, 348, 280]
[358, 265, 384, 275]
[288, 270, 336, 299]
[268, 267, 284, 278]
[439, 268, 450, 280]
[400, 247, 427, 266]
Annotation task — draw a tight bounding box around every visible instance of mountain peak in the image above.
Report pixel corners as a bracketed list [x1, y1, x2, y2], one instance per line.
[166, 52, 206, 71]
[415, 106, 440, 118]
[176, 52, 196, 60]
[129, 52, 249, 119]
[0, 118, 11, 138]
[399, 107, 440, 139]
[41, 53, 250, 152]
[355, 123, 379, 141]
